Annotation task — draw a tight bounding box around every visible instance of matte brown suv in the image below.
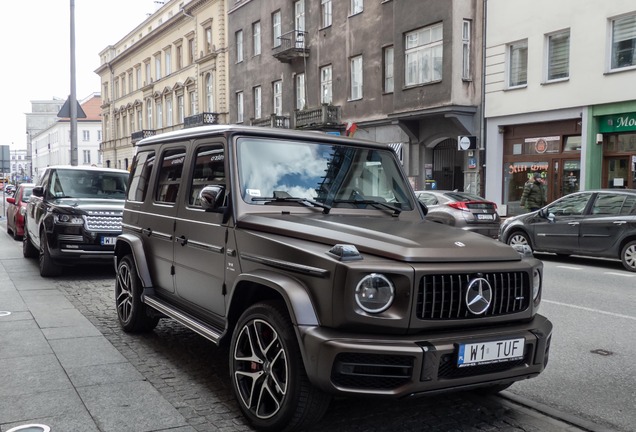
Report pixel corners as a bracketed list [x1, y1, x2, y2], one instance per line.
[114, 125, 552, 432]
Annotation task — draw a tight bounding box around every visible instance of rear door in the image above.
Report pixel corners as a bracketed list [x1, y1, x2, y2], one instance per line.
[579, 192, 636, 254]
[172, 141, 228, 317]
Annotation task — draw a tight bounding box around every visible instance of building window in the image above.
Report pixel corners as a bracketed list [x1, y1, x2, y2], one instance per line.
[129, 112, 134, 133]
[136, 67, 141, 90]
[272, 11, 282, 48]
[121, 75, 126, 96]
[295, 73, 306, 110]
[351, 0, 363, 15]
[166, 97, 173, 127]
[145, 61, 151, 85]
[165, 47, 172, 76]
[189, 90, 197, 115]
[97, 130, 102, 141]
[206, 73, 215, 112]
[188, 37, 195, 64]
[383, 46, 394, 93]
[405, 23, 443, 86]
[156, 100, 163, 129]
[253, 21, 261, 56]
[146, 99, 153, 128]
[82, 130, 90, 141]
[176, 44, 183, 69]
[295, 1, 305, 33]
[321, 0, 332, 28]
[273, 80, 282, 116]
[546, 30, 570, 81]
[178, 95, 185, 123]
[83, 150, 91, 164]
[254, 86, 262, 119]
[237, 91, 244, 123]
[136, 109, 142, 132]
[128, 71, 134, 93]
[508, 40, 528, 87]
[611, 14, 636, 70]
[462, 20, 471, 80]
[350, 56, 363, 100]
[114, 78, 120, 99]
[155, 54, 162, 80]
[320, 65, 332, 104]
[205, 25, 213, 54]
[236, 30, 244, 63]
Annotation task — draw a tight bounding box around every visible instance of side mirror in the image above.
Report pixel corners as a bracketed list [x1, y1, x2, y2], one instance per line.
[7, 197, 15, 205]
[199, 185, 225, 212]
[419, 200, 428, 216]
[547, 212, 556, 223]
[32, 186, 44, 197]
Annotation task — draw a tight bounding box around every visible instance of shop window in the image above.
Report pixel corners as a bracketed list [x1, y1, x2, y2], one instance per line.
[563, 135, 581, 152]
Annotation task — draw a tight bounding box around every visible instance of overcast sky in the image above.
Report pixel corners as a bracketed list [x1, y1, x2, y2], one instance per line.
[1, 0, 159, 150]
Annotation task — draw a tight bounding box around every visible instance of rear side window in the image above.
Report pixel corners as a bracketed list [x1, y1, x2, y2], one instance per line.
[156, 148, 186, 203]
[621, 196, 636, 215]
[591, 193, 625, 216]
[127, 151, 155, 202]
[188, 145, 225, 207]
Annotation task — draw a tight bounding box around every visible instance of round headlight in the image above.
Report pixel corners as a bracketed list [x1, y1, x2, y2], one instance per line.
[355, 273, 395, 313]
[532, 268, 541, 301]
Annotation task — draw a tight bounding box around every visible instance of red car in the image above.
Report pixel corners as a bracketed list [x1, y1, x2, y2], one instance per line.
[6, 183, 35, 240]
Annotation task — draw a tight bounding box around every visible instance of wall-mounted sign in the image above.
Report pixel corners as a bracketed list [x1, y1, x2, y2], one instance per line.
[599, 113, 636, 133]
[458, 135, 477, 150]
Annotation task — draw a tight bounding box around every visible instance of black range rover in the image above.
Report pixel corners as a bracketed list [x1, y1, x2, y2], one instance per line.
[23, 165, 130, 277]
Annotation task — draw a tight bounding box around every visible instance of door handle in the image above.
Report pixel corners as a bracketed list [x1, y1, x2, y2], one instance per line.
[177, 235, 188, 246]
[142, 228, 152, 236]
[613, 221, 627, 225]
[568, 222, 580, 226]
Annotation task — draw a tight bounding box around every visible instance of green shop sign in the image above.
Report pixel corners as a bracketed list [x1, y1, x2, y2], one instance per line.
[599, 113, 636, 133]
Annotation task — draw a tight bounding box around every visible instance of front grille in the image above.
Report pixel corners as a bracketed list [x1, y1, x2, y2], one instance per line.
[437, 350, 530, 379]
[331, 353, 414, 389]
[417, 272, 529, 320]
[85, 213, 122, 231]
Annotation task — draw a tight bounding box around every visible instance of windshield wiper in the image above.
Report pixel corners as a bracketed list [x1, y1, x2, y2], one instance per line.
[333, 199, 402, 216]
[252, 196, 332, 214]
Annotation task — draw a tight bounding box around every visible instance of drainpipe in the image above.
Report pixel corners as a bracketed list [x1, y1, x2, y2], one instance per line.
[479, 0, 488, 198]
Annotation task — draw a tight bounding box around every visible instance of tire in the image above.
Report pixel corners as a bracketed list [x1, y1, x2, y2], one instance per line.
[23, 230, 39, 258]
[507, 231, 532, 251]
[115, 255, 159, 332]
[12, 218, 21, 241]
[620, 241, 636, 272]
[230, 301, 331, 432]
[39, 230, 62, 277]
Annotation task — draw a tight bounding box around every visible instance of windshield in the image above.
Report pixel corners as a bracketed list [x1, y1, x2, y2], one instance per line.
[48, 169, 129, 199]
[237, 137, 414, 211]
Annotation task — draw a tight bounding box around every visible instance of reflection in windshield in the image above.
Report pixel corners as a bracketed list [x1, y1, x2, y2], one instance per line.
[237, 138, 413, 211]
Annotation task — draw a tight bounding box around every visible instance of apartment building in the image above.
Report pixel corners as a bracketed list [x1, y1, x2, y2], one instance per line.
[484, 0, 636, 215]
[25, 97, 66, 180]
[95, 0, 229, 171]
[228, 0, 485, 193]
[31, 94, 103, 181]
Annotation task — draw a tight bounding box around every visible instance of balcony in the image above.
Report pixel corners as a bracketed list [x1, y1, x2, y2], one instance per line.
[184, 112, 220, 129]
[131, 130, 156, 144]
[272, 30, 309, 63]
[294, 104, 341, 129]
[251, 114, 290, 129]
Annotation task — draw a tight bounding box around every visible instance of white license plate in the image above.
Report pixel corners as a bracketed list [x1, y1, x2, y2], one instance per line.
[476, 214, 494, 220]
[101, 236, 117, 245]
[457, 338, 524, 367]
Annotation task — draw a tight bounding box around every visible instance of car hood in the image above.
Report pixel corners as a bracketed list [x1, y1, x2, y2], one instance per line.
[48, 198, 125, 213]
[237, 213, 520, 263]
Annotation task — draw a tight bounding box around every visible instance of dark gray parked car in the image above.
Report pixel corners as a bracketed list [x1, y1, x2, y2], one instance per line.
[499, 189, 636, 272]
[415, 190, 501, 238]
[115, 125, 552, 432]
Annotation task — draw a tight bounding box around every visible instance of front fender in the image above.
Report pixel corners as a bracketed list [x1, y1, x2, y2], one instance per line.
[229, 269, 319, 327]
[115, 234, 153, 288]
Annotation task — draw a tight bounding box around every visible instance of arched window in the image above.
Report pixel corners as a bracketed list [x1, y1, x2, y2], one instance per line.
[206, 73, 215, 112]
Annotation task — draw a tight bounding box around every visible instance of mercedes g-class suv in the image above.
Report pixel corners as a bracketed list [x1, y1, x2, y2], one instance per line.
[23, 165, 130, 277]
[114, 125, 552, 432]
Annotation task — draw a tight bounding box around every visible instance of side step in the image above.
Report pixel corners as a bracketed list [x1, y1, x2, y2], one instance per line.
[143, 295, 224, 345]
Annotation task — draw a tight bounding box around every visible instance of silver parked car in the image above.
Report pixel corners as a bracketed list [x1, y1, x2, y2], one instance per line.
[499, 189, 636, 272]
[415, 190, 501, 238]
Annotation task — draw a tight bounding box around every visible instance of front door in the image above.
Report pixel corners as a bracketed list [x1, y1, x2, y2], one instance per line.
[604, 157, 632, 189]
[533, 192, 592, 252]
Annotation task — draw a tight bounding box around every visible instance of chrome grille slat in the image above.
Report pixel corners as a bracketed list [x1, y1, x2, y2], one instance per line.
[418, 272, 530, 320]
[85, 212, 123, 232]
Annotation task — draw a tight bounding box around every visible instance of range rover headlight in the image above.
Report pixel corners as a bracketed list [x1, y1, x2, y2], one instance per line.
[355, 273, 394, 313]
[54, 214, 84, 225]
[532, 268, 542, 302]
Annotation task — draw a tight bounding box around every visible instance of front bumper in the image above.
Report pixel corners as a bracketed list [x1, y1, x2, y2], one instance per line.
[47, 229, 120, 263]
[299, 314, 552, 397]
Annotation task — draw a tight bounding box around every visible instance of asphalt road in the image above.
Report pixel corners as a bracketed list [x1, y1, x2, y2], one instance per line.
[511, 253, 636, 432]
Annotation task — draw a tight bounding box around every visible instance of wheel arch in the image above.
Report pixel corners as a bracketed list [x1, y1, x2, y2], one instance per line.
[115, 234, 153, 288]
[505, 226, 535, 250]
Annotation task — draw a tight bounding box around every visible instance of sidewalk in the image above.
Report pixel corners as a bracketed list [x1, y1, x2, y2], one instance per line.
[0, 218, 195, 432]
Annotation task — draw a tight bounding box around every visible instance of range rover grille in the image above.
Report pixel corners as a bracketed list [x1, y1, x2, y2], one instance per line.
[85, 212, 123, 232]
[417, 272, 529, 320]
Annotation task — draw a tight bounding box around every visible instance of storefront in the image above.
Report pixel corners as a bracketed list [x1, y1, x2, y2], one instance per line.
[598, 112, 636, 190]
[501, 119, 582, 216]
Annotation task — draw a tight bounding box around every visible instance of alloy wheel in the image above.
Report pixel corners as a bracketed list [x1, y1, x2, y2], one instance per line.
[115, 261, 134, 324]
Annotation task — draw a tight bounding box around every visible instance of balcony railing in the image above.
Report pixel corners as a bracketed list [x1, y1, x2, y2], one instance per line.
[294, 104, 341, 129]
[251, 114, 290, 129]
[184, 112, 220, 128]
[272, 30, 309, 63]
[131, 130, 156, 144]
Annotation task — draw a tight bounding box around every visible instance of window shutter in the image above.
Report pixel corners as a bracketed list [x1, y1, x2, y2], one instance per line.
[548, 31, 570, 80]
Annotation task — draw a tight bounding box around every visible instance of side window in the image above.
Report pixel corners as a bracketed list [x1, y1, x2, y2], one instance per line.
[127, 151, 155, 202]
[548, 193, 591, 216]
[591, 194, 625, 216]
[155, 148, 186, 203]
[620, 196, 636, 215]
[188, 145, 225, 207]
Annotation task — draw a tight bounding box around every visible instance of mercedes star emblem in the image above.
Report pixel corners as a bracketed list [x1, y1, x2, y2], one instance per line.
[465, 278, 493, 315]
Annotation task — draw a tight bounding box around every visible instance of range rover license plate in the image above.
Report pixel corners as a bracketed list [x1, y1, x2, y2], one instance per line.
[457, 338, 524, 367]
[101, 236, 116, 245]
